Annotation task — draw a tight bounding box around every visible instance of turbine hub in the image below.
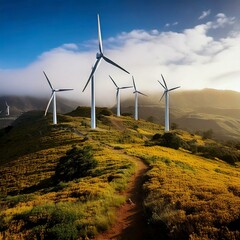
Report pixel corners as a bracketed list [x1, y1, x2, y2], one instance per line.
[96, 52, 102, 59]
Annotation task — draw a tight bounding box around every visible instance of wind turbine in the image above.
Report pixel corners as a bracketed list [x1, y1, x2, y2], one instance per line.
[82, 14, 130, 129]
[132, 76, 147, 120]
[158, 74, 180, 132]
[5, 101, 9, 116]
[43, 71, 73, 125]
[109, 75, 132, 116]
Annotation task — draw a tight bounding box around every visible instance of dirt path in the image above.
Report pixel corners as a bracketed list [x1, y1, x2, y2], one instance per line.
[94, 158, 149, 240]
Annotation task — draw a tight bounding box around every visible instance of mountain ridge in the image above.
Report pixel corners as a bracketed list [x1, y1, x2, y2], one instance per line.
[1, 88, 240, 140]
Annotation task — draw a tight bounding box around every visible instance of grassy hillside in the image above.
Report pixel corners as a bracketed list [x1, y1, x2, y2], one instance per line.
[0, 109, 240, 239]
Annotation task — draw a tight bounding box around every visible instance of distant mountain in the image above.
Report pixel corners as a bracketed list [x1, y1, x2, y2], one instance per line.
[119, 89, 240, 140]
[1, 89, 240, 140]
[0, 96, 79, 129]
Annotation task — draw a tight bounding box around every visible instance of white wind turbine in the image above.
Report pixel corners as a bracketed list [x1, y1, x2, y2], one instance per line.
[5, 101, 9, 116]
[43, 71, 73, 125]
[82, 14, 130, 129]
[109, 75, 132, 116]
[158, 74, 180, 132]
[132, 76, 147, 120]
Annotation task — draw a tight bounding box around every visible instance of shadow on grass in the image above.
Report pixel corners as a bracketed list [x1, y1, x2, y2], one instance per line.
[8, 177, 63, 196]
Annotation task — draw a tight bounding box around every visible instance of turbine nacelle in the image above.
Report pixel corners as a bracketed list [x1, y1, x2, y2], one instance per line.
[96, 52, 103, 59]
[109, 75, 132, 91]
[132, 76, 147, 96]
[158, 74, 180, 101]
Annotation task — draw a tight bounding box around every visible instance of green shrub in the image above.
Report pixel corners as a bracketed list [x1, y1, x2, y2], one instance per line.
[202, 129, 214, 139]
[133, 124, 139, 130]
[186, 139, 198, 153]
[97, 108, 112, 116]
[151, 133, 162, 141]
[197, 144, 240, 165]
[152, 132, 182, 150]
[54, 145, 98, 182]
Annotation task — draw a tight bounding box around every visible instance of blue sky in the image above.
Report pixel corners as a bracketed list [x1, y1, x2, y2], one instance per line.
[0, 0, 240, 103]
[1, 0, 239, 68]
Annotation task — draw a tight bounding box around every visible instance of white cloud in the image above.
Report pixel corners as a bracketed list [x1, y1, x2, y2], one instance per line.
[0, 13, 239, 107]
[199, 9, 211, 20]
[62, 43, 79, 50]
[165, 22, 178, 28]
[212, 13, 235, 29]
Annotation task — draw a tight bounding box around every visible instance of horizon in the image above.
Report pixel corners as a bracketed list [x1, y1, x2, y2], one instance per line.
[0, 0, 240, 106]
[1, 87, 240, 110]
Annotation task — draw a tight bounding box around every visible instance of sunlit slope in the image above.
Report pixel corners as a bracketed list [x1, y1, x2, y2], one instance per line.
[124, 144, 240, 239]
[175, 112, 240, 140]
[0, 110, 162, 239]
[120, 89, 240, 140]
[0, 110, 240, 239]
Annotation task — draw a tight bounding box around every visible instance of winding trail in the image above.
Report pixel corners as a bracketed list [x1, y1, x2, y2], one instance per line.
[95, 158, 149, 240]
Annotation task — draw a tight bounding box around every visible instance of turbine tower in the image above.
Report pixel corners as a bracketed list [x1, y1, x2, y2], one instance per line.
[109, 75, 132, 116]
[43, 71, 73, 125]
[82, 14, 130, 129]
[132, 76, 147, 120]
[5, 101, 9, 116]
[158, 74, 180, 132]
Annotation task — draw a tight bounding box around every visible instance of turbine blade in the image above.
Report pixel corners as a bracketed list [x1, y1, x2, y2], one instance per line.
[132, 76, 137, 91]
[57, 89, 74, 92]
[168, 86, 181, 92]
[119, 86, 133, 89]
[43, 71, 54, 90]
[158, 80, 166, 90]
[161, 74, 168, 89]
[97, 14, 103, 54]
[102, 55, 130, 74]
[160, 92, 166, 101]
[109, 75, 118, 88]
[82, 58, 101, 92]
[138, 91, 147, 97]
[44, 93, 54, 116]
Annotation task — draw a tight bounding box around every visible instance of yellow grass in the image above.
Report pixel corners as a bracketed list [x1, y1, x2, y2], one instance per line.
[1, 111, 240, 239]
[129, 145, 240, 239]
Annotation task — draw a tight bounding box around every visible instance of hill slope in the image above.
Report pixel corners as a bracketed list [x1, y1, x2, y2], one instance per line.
[0, 109, 240, 239]
[1, 88, 240, 140]
[0, 95, 79, 129]
[120, 89, 240, 140]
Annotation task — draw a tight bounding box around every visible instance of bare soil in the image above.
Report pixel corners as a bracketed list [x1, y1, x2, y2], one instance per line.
[94, 158, 149, 240]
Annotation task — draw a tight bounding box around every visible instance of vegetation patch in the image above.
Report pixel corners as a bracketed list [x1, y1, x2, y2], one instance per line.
[149, 132, 184, 150]
[54, 145, 98, 182]
[141, 145, 240, 240]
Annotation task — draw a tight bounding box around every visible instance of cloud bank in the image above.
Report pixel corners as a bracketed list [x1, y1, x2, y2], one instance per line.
[0, 13, 239, 107]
